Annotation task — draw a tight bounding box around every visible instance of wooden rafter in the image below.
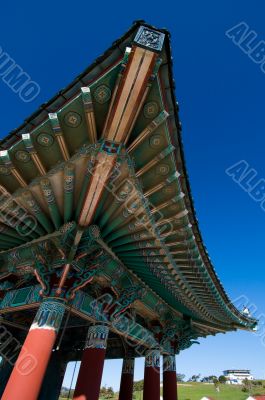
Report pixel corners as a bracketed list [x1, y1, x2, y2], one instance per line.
[22, 133, 46, 176]
[81, 87, 97, 143]
[49, 113, 70, 161]
[0, 150, 27, 187]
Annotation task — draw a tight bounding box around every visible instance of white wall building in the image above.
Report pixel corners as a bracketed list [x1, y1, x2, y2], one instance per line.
[223, 370, 254, 385]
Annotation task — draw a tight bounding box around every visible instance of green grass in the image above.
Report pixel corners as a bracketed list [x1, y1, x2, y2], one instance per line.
[134, 382, 265, 400]
[60, 382, 265, 400]
[177, 383, 254, 400]
[59, 396, 120, 400]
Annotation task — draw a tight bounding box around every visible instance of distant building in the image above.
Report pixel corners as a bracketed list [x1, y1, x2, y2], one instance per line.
[223, 370, 254, 385]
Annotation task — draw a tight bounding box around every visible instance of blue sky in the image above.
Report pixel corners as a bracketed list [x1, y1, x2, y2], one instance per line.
[1, 0, 264, 391]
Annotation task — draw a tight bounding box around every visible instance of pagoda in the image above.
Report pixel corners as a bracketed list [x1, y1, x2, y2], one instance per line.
[0, 21, 256, 400]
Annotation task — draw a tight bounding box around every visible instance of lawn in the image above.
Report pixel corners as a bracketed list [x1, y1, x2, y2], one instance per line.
[177, 383, 261, 400]
[134, 382, 265, 400]
[60, 382, 265, 400]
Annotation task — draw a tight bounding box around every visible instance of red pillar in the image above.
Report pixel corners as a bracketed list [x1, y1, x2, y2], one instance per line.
[143, 349, 160, 400]
[2, 299, 65, 400]
[119, 357, 135, 400]
[73, 324, 109, 400]
[163, 355, 178, 400]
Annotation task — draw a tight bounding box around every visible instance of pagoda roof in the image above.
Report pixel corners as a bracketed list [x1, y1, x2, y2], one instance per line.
[0, 21, 256, 338]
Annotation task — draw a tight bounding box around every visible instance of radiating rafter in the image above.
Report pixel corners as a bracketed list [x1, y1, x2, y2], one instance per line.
[81, 87, 97, 143]
[0, 223, 27, 247]
[22, 133, 46, 176]
[135, 145, 175, 178]
[0, 150, 27, 188]
[150, 192, 185, 214]
[0, 193, 41, 239]
[49, 113, 70, 161]
[64, 163, 75, 223]
[21, 190, 53, 234]
[155, 209, 189, 228]
[144, 172, 180, 198]
[127, 110, 169, 153]
[40, 178, 62, 229]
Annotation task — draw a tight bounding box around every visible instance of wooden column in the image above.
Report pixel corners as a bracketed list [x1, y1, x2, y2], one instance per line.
[0, 360, 13, 397]
[163, 355, 178, 400]
[118, 357, 135, 400]
[73, 325, 109, 400]
[143, 349, 160, 400]
[2, 299, 65, 400]
[38, 350, 68, 400]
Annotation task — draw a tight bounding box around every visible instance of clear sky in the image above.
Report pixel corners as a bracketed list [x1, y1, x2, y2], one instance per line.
[0, 0, 264, 391]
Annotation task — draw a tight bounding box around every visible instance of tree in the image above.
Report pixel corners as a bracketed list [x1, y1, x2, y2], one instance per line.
[60, 387, 74, 398]
[201, 375, 217, 383]
[242, 378, 252, 392]
[218, 375, 227, 384]
[100, 385, 115, 398]
[213, 377, 220, 392]
[252, 380, 262, 386]
[133, 380, 144, 392]
[190, 374, 201, 382]
[106, 387, 114, 398]
[177, 373, 185, 382]
[210, 375, 218, 381]
[100, 386, 107, 395]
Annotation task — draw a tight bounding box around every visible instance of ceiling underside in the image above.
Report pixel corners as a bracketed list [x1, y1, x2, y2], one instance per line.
[0, 22, 256, 336]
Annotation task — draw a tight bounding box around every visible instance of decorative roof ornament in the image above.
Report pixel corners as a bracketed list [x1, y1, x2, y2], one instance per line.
[134, 26, 165, 52]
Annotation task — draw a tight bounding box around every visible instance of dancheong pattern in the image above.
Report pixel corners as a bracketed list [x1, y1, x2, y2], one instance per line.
[163, 355, 176, 372]
[0, 23, 257, 387]
[37, 132, 54, 147]
[145, 349, 160, 368]
[94, 84, 111, 104]
[32, 300, 65, 332]
[85, 325, 109, 349]
[64, 111, 82, 128]
[122, 358, 135, 375]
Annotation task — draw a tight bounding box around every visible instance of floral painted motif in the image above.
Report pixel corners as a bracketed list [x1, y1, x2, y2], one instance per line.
[15, 150, 30, 163]
[64, 111, 82, 128]
[143, 101, 159, 119]
[94, 85, 111, 104]
[0, 166, 10, 175]
[37, 133, 54, 147]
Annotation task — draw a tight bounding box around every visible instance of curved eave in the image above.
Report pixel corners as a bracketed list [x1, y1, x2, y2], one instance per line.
[160, 27, 256, 331]
[0, 21, 257, 333]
